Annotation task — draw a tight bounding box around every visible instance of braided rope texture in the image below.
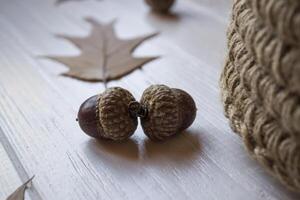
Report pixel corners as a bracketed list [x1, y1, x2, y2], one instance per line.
[220, 0, 300, 191]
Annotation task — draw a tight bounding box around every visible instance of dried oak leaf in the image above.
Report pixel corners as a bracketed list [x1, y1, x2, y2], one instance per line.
[46, 18, 158, 82]
[6, 176, 34, 200]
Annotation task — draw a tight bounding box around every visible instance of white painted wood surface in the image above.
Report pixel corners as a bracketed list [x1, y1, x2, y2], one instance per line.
[0, 0, 299, 199]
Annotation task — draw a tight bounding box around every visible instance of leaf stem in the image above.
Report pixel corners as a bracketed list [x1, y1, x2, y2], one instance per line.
[102, 26, 108, 89]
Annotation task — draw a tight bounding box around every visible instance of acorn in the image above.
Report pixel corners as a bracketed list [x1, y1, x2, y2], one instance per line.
[77, 87, 138, 141]
[145, 0, 175, 13]
[140, 85, 197, 141]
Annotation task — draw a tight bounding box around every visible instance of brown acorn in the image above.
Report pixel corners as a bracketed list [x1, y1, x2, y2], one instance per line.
[140, 85, 197, 141]
[145, 0, 175, 13]
[77, 87, 138, 141]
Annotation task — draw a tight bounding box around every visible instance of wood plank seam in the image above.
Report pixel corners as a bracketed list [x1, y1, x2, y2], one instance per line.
[0, 126, 42, 200]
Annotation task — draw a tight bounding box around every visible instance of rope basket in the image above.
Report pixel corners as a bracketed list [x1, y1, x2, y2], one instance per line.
[220, 0, 300, 191]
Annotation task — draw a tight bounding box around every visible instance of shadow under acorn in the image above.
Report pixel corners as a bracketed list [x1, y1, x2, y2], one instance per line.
[85, 129, 202, 168]
[147, 10, 181, 23]
[142, 130, 201, 163]
[86, 137, 140, 161]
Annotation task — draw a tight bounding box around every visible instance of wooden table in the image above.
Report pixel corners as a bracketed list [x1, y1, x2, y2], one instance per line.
[0, 0, 299, 199]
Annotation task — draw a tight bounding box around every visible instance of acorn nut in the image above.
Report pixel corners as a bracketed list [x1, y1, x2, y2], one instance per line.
[77, 87, 138, 141]
[145, 0, 175, 13]
[140, 85, 197, 141]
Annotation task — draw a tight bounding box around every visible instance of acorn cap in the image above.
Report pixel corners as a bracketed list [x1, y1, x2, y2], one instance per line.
[77, 87, 138, 141]
[140, 85, 196, 141]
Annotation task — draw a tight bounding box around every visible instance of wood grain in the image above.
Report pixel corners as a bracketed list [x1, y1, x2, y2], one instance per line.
[0, 0, 299, 199]
[0, 141, 24, 200]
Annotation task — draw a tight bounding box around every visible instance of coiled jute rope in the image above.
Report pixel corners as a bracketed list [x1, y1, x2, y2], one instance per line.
[221, 0, 300, 191]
